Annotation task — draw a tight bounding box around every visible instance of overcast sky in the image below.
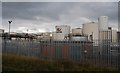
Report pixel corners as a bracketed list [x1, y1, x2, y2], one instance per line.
[1, 0, 120, 2]
[1, 2, 118, 33]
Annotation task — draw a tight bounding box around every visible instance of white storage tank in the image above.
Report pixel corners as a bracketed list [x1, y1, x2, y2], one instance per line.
[70, 36, 87, 41]
[98, 16, 108, 31]
[55, 25, 70, 36]
[82, 22, 99, 40]
[72, 28, 82, 35]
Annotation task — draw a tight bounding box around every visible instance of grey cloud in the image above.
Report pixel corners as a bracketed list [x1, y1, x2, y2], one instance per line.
[2, 2, 118, 32]
[2, 2, 68, 21]
[2, 2, 118, 21]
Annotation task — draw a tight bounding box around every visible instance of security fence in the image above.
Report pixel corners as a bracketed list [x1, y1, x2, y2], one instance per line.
[2, 39, 120, 68]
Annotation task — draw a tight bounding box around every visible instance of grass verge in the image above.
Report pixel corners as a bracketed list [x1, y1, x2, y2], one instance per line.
[2, 54, 118, 72]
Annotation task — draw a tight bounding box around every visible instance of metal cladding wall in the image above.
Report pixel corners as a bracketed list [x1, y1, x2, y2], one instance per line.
[55, 41, 62, 59]
[42, 43, 49, 58]
[41, 41, 51, 59]
[99, 31, 112, 55]
[61, 42, 69, 59]
[50, 43, 55, 59]
[99, 31, 112, 41]
[3, 40, 119, 68]
[69, 41, 84, 61]
[40, 41, 93, 61]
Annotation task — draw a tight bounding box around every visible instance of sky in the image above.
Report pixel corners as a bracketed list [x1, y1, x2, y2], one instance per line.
[1, 0, 120, 2]
[0, 2, 1, 28]
[1, 1, 119, 33]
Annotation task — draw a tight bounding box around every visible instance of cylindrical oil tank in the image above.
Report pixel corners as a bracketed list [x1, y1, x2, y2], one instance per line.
[70, 36, 87, 41]
[55, 25, 70, 36]
[72, 28, 82, 35]
[98, 16, 108, 31]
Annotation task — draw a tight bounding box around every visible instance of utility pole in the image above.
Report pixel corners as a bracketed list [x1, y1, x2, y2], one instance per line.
[8, 20, 12, 40]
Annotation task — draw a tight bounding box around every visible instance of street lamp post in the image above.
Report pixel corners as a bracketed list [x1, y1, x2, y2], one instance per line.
[8, 20, 12, 40]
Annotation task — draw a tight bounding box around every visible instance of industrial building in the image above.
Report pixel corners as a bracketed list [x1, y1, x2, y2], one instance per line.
[35, 16, 119, 59]
[2, 16, 119, 42]
[2, 16, 120, 68]
[49, 16, 118, 43]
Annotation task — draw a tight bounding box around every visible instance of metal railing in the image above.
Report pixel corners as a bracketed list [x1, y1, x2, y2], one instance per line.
[2, 39, 120, 68]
